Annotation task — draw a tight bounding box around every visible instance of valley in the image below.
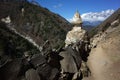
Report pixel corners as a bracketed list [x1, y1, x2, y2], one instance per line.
[0, 1, 120, 80]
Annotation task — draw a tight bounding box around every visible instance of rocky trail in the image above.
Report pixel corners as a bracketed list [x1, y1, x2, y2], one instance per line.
[87, 18, 120, 80]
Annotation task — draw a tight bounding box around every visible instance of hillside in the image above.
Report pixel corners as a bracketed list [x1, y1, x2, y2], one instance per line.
[0, 1, 72, 49]
[0, 21, 40, 59]
[0, 1, 72, 80]
[0, 21, 41, 80]
[83, 8, 120, 80]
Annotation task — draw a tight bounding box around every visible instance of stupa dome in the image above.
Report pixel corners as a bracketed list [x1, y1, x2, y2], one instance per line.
[71, 10, 82, 25]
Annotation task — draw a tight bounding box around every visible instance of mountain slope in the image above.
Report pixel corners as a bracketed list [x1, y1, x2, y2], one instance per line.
[0, 1, 72, 49]
[0, 21, 40, 62]
[84, 8, 120, 80]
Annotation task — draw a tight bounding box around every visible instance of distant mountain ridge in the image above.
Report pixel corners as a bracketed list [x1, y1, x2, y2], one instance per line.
[83, 21, 102, 26]
[81, 9, 114, 22]
[82, 9, 115, 28]
[88, 8, 120, 38]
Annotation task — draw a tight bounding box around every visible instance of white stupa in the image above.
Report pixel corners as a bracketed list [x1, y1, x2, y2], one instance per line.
[71, 10, 82, 26]
[65, 10, 86, 47]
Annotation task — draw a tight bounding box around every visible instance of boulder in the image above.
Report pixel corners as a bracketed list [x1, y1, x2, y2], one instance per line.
[30, 54, 46, 68]
[1, 16, 11, 24]
[49, 68, 59, 80]
[36, 64, 59, 80]
[25, 69, 41, 80]
[72, 71, 82, 80]
[111, 19, 119, 27]
[0, 59, 22, 80]
[59, 46, 82, 73]
[47, 51, 63, 69]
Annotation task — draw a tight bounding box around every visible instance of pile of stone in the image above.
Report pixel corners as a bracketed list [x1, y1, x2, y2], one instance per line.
[0, 26, 91, 80]
[0, 11, 91, 80]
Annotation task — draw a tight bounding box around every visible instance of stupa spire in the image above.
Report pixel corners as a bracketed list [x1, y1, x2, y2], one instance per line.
[71, 10, 82, 26]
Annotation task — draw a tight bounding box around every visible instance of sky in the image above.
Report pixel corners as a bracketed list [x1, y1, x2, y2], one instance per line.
[31, 0, 120, 20]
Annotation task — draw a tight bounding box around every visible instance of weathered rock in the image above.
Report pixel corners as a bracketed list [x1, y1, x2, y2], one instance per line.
[88, 22, 120, 80]
[47, 51, 63, 69]
[25, 69, 41, 80]
[60, 50, 77, 73]
[72, 71, 81, 80]
[1, 16, 11, 24]
[90, 32, 106, 48]
[0, 55, 12, 68]
[0, 59, 22, 80]
[59, 46, 82, 73]
[111, 19, 119, 27]
[80, 61, 90, 77]
[49, 68, 59, 80]
[37, 63, 59, 80]
[20, 76, 27, 80]
[65, 26, 86, 47]
[30, 54, 46, 68]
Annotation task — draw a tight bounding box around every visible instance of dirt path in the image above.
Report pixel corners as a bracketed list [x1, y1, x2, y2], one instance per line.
[87, 36, 120, 80]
